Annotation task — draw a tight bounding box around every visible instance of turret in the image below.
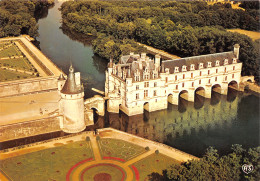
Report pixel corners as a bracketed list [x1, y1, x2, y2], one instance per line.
[59, 65, 85, 133]
[57, 74, 66, 91]
[234, 44, 240, 59]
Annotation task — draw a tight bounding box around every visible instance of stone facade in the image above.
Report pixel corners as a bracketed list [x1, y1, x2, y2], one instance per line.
[105, 45, 242, 116]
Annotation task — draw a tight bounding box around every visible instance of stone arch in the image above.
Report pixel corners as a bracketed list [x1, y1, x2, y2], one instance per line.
[194, 87, 205, 109]
[227, 81, 238, 102]
[91, 107, 99, 124]
[228, 80, 238, 90]
[143, 102, 149, 112]
[178, 90, 189, 113]
[211, 84, 221, 94]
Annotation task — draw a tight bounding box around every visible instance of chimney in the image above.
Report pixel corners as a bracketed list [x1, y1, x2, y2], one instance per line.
[234, 44, 240, 59]
[155, 54, 161, 68]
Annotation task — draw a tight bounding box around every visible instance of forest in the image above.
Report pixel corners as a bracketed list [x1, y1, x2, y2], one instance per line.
[60, 0, 259, 82]
[149, 145, 260, 181]
[0, 0, 54, 38]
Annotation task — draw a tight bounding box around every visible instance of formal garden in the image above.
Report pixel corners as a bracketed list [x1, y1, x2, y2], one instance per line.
[0, 136, 181, 181]
[0, 41, 38, 82]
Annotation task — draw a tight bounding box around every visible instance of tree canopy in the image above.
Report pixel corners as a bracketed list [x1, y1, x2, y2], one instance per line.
[60, 1, 260, 82]
[0, 0, 54, 38]
[148, 145, 260, 181]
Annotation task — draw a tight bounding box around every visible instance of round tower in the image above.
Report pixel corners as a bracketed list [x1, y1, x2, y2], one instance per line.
[59, 65, 86, 133]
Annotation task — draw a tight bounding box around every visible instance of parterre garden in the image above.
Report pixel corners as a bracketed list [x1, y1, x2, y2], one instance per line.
[0, 41, 38, 82]
[0, 137, 180, 181]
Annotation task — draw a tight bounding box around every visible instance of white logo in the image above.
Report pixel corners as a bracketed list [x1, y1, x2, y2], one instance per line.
[242, 164, 254, 174]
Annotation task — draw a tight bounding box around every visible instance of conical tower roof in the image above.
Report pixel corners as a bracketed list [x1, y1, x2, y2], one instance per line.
[61, 65, 83, 94]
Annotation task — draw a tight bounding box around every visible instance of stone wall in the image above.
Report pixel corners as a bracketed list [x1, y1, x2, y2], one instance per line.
[0, 76, 59, 97]
[0, 116, 61, 142]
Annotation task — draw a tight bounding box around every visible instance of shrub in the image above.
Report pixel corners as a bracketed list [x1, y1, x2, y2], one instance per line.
[145, 146, 150, 151]
[86, 136, 90, 141]
[96, 135, 100, 140]
[155, 150, 159, 154]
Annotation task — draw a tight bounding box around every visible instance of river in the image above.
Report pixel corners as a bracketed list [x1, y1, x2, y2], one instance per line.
[35, 1, 259, 157]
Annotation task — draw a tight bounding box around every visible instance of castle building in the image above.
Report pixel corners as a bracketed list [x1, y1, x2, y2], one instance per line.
[58, 65, 86, 133]
[105, 44, 242, 116]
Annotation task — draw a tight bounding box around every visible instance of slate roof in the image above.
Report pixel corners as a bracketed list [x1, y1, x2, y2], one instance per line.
[61, 65, 83, 94]
[162, 51, 238, 73]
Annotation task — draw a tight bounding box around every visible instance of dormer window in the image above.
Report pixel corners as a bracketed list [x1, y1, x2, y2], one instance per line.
[165, 68, 170, 74]
[215, 60, 220, 66]
[232, 58, 237, 63]
[174, 67, 179, 73]
[199, 63, 204, 69]
[190, 64, 195, 71]
[144, 74, 149, 80]
[208, 62, 212, 68]
[182, 65, 187, 72]
[224, 59, 228, 65]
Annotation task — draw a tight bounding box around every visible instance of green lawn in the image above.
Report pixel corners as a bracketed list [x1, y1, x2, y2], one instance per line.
[0, 45, 22, 57]
[98, 138, 146, 161]
[0, 141, 93, 181]
[0, 57, 34, 71]
[0, 42, 11, 49]
[132, 153, 180, 181]
[0, 69, 36, 82]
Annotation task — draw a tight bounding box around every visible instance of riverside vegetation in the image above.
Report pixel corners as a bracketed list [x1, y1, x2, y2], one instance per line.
[0, 0, 54, 38]
[60, 0, 259, 83]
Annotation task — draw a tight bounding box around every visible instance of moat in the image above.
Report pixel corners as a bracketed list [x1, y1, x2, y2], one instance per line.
[34, 1, 259, 157]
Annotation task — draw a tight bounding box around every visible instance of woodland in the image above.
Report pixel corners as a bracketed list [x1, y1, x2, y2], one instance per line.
[60, 0, 259, 82]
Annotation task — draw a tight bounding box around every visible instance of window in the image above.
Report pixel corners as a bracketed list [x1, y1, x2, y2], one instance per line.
[216, 69, 218, 73]
[136, 93, 139, 100]
[154, 90, 157, 96]
[200, 71, 202, 76]
[144, 74, 149, 80]
[175, 67, 179, 73]
[144, 90, 148, 98]
[208, 62, 212, 67]
[175, 75, 177, 81]
[191, 73, 193, 78]
[136, 85, 139, 90]
[144, 82, 149, 87]
[154, 82, 157, 87]
[183, 74, 185, 79]
[199, 63, 204, 69]
[232, 74, 234, 78]
[216, 61, 220, 66]
[208, 79, 211, 84]
[208, 70, 210, 75]
[199, 80, 201, 84]
[192, 82, 194, 87]
[224, 67, 227, 72]
[225, 76, 227, 81]
[166, 77, 168, 83]
[176, 85, 178, 90]
[182, 82, 185, 87]
[190, 64, 195, 70]
[233, 66, 235, 70]
[182, 65, 187, 71]
[224, 59, 228, 65]
[215, 77, 217, 81]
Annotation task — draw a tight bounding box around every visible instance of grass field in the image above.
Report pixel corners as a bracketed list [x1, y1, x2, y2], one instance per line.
[227, 29, 260, 41]
[132, 153, 180, 180]
[98, 138, 147, 161]
[0, 141, 93, 181]
[0, 42, 11, 49]
[0, 57, 34, 71]
[0, 69, 36, 82]
[0, 45, 22, 57]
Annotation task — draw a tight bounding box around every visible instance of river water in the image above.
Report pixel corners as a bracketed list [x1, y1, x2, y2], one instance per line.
[35, 1, 259, 157]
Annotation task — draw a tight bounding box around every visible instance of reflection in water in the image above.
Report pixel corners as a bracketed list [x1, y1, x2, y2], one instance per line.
[94, 91, 259, 157]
